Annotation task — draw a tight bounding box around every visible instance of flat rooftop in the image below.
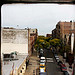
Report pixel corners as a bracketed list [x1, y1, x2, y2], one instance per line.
[2, 54, 28, 75]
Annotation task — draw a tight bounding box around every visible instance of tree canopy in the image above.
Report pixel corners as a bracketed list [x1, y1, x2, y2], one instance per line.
[34, 36, 51, 51]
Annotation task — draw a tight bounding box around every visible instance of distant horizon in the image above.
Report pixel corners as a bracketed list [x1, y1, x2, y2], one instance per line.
[1, 20, 75, 36]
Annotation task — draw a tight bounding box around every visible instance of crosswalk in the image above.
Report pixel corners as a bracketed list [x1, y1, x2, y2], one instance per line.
[46, 58, 53, 63]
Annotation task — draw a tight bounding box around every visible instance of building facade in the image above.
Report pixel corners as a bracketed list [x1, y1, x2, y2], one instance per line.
[46, 34, 52, 37]
[1, 28, 28, 55]
[1, 27, 38, 75]
[52, 28, 57, 39]
[28, 29, 38, 56]
[52, 21, 75, 44]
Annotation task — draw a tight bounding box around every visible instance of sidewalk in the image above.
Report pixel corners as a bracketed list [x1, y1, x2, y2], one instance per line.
[25, 51, 40, 75]
[58, 55, 73, 75]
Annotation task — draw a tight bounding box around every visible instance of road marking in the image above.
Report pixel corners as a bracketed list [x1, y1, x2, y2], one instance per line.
[46, 58, 53, 62]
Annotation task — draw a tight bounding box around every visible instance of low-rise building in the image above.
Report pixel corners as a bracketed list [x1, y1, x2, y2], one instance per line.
[1, 28, 28, 55]
[1, 27, 38, 75]
[46, 34, 52, 37]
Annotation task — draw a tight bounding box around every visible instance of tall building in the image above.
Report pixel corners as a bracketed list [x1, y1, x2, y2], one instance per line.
[52, 21, 75, 44]
[52, 28, 57, 39]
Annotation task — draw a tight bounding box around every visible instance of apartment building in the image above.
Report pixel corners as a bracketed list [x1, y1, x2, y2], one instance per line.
[52, 21, 75, 44]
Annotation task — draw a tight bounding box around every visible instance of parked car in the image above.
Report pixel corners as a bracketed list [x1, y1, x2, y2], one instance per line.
[63, 71, 69, 75]
[58, 61, 63, 66]
[40, 49, 44, 54]
[40, 72, 47, 75]
[54, 54, 58, 58]
[56, 57, 59, 62]
[55, 55, 59, 58]
[39, 53, 44, 58]
[60, 64, 67, 72]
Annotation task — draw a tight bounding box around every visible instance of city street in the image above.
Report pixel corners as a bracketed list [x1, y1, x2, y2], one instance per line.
[44, 49, 64, 75]
[1, 3, 75, 75]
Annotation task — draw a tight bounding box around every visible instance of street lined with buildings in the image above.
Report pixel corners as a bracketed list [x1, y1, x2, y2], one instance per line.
[1, 21, 75, 75]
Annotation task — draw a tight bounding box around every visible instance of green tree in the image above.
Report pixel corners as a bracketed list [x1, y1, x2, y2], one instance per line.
[49, 39, 61, 51]
[44, 41, 50, 49]
[34, 36, 51, 51]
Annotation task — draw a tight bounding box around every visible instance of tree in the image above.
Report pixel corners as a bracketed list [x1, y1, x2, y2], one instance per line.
[49, 39, 61, 51]
[34, 36, 51, 51]
[44, 41, 50, 49]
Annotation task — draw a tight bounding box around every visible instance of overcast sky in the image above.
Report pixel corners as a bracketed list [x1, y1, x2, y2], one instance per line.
[1, 4, 75, 36]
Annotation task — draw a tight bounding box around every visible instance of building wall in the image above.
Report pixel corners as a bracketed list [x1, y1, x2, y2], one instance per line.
[1, 28, 28, 55]
[1, 43, 28, 54]
[46, 34, 52, 37]
[52, 21, 75, 45]
[28, 29, 38, 56]
[52, 28, 56, 38]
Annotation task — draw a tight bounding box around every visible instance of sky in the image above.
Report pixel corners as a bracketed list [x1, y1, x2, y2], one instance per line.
[1, 4, 75, 36]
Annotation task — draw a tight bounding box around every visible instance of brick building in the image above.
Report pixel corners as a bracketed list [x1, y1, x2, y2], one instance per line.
[28, 28, 38, 56]
[52, 28, 57, 39]
[46, 34, 52, 37]
[52, 21, 75, 44]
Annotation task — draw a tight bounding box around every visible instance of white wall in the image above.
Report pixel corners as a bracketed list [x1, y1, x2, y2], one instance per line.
[1, 28, 28, 55]
[1, 43, 28, 54]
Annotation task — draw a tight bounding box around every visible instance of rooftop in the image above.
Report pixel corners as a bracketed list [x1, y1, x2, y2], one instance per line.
[2, 54, 28, 75]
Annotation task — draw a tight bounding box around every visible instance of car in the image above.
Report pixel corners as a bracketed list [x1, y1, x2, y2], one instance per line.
[40, 62, 45, 66]
[40, 49, 44, 54]
[56, 59, 59, 62]
[58, 61, 63, 65]
[40, 72, 47, 75]
[54, 54, 59, 58]
[40, 66, 46, 72]
[56, 57, 59, 62]
[39, 53, 44, 58]
[63, 71, 69, 75]
[55, 55, 59, 58]
[60, 64, 67, 72]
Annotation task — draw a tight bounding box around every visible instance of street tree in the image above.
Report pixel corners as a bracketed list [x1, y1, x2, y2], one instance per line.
[34, 36, 51, 51]
[49, 38, 61, 51]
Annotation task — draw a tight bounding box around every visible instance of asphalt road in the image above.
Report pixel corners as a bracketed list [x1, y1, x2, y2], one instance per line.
[44, 49, 64, 75]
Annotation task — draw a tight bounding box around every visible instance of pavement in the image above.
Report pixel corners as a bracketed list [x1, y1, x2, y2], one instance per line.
[58, 55, 73, 75]
[25, 51, 40, 75]
[44, 50, 64, 75]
